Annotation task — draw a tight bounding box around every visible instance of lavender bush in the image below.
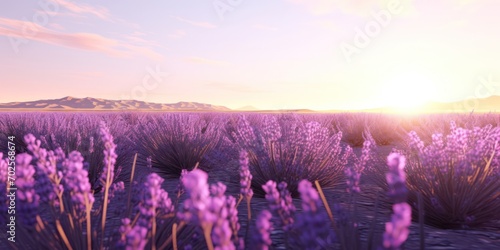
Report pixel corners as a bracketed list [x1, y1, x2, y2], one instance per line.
[135, 113, 221, 178]
[405, 122, 500, 229]
[0, 113, 134, 193]
[229, 114, 352, 197]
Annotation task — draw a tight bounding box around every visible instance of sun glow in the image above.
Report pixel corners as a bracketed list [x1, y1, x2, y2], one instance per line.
[380, 70, 438, 112]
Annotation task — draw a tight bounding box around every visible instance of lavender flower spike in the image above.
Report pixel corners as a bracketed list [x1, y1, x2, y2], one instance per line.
[386, 153, 408, 203]
[99, 121, 117, 185]
[298, 180, 320, 212]
[239, 150, 253, 199]
[0, 154, 8, 224]
[253, 210, 273, 250]
[15, 153, 40, 227]
[210, 182, 236, 250]
[382, 203, 412, 250]
[125, 225, 148, 250]
[294, 180, 332, 249]
[136, 173, 173, 229]
[262, 181, 295, 231]
[382, 153, 411, 250]
[62, 151, 94, 218]
[178, 169, 215, 226]
[345, 166, 361, 194]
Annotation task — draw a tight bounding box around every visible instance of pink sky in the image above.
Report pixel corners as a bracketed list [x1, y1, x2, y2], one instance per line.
[1, 0, 499, 110]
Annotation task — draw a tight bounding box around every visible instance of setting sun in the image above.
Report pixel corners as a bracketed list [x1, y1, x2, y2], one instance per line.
[380, 70, 438, 111]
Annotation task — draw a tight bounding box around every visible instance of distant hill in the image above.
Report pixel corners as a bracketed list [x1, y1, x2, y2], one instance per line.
[236, 105, 259, 111]
[2, 95, 500, 112]
[0, 96, 231, 111]
[376, 96, 500, 113]
[327, 96, 500, 113]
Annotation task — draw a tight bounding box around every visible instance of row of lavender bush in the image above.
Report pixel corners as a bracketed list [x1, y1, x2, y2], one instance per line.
[0, 112, 499, 249]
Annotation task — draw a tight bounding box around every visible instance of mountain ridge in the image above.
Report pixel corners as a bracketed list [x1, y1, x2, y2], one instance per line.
[2, 95, 500, 112]
[0, 96, 231, 111]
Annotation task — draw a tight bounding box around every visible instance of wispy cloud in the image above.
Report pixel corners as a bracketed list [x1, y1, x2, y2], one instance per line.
[171, 16, 217, 29]
[169, 30, 187, 39]
[123, 31, 162, 48]
[204, 82, 266, 93]
[285, 0, 388, 16]
[44, 1, 141, 29]
[184, 56, 228, 65]
[252, 24, 278, 31]
[0, 18, 163, 60]
[57, 0, 111, 20]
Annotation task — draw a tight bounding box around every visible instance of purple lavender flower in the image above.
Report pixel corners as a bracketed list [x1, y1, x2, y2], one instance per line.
[408, 131, 424, 152]
[252, 210, 273, 250]
[262, 180, 295, 231]
[99, 121, 117, 185]
[382, 203, 411, 250]
[209, 182, 236, 250]
[234, 115, 256, 148]
[76, 132, 82, 149]
[157, 189, 174, 215]
[177, 169, 215, 226]
[179, 170, 237, 249]
[135, 173, 172, 228]
[23, 134, 59, 204]
[119, 176, 165, 250]
[15, 153, 40, 227]
[176, 169, 188, 197]
[0, 154, 8, 224]
[24, 134, 42, 158]
[303, 121, 329, 152]
[211, 212, 233, 250]
[262, 115, 282, 142]
[40, 135, 48, 148]
[262, 180, 280, 210]
[294, 180, 332, 249]
[239, 150, 253, 199]
[210, 182, 227, 197]
[345, 166, 361, 194]
[386, 153, 408, 203]
[277, 182, 295, 231]
[34, 166, 56, 204]
[124, 225, 148, 250]
[50, 133, 59, 148]
[117, 218, 132, 248]
[89, 136, 94, 154]
[345, 136, 372, 194]
[382, 153, 411, 249]
[298, 180, 320, 212]
[61, 151, 94, 218]
[54, 147, 66, 163]
[226, 195, 241, 246]
[146, 156, 152, 168]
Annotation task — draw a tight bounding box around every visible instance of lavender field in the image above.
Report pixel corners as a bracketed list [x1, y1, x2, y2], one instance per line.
[0, 112, 499, 250]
